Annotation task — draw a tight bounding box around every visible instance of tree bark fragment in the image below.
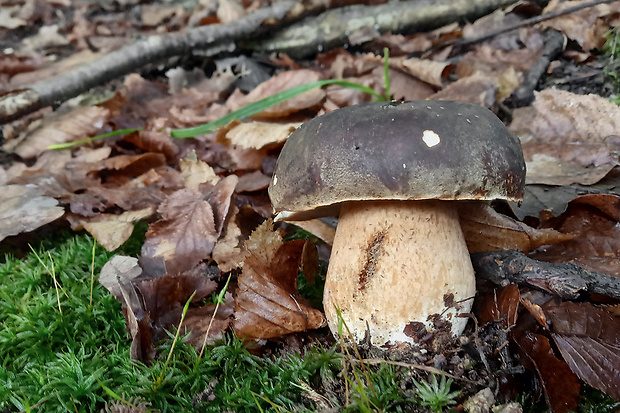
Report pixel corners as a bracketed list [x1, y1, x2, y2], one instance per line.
[471, 249, 620, 300]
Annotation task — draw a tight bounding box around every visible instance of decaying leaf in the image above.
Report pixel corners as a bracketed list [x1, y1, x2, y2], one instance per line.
[458, 202, 574, 253]
[0, 184, 65, 241]
[234, 220, 326, 339]
[179, 157, 220, 189]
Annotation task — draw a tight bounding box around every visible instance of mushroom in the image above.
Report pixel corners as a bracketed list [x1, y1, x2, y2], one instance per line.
[268, 100, 526, 347]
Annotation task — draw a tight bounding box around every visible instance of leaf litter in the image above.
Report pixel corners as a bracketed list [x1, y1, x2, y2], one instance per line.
[2, 0, 620, 409]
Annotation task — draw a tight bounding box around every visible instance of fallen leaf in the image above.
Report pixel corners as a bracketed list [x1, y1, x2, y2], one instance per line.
[544, 301, 620, 400]
[226, 69, 326, 118]
[234, 220, 326, 339]
[510, 90, 620, 186]
[70, 207, 155, 251]
[221, 121, 301, 150]
[540, 0, 620, 52]
[429, 71, 497, 107]
[179, 157, 220, 189]
[458, 203, 574, 253]
[0, 185, 65, 241]
[532, 194, 620, 278]
[512, 331, 581, 413]
[8, 106, 110, 159]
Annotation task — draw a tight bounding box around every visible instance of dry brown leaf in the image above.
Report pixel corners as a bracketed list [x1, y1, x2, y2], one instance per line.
[222, 121, 302, 150]
[183, 292, 234, 346]
[234, 220, 326, 339]
[179, 157, 220, 189]
[544, 301, 620, 400]
[540, 0, 620, 52]
[510, 90, 620, 186]
[8, 106, 109, 159]
[458, 203, 575, 253]
[512, 331, 581, 413]
[365, 54, 452, 87]
[372, 67, 435, 101]
[73, 207, 155, 251]
[429, 71, 497, 107]
[212, 205, 247, 272]
[0, 184, 65, 241]
[532, 194, 620, 278]
[122, 130, 179, 162]
[141, 189, 217, 274]
[235, 170, 271, 193]
[226, 69, 326, 118]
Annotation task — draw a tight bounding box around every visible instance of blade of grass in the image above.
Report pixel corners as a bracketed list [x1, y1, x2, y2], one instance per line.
[154, 290, 197, 389]
[197, 274, 232, 363]
[170, 79, 385, 138]
[47, 128, 143, 150]
[383, 47, 392, 101]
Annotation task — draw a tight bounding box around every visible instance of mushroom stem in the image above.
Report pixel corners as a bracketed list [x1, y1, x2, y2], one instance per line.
[323, 200, 475, 347]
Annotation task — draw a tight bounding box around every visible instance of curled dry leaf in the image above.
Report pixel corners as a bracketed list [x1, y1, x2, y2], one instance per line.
[226, 69, 326, 118]
[183, 292, 234, 346]
[0, 185, 65, 241]
[235, 170, 271, 193]
[8, 106, 110, 159]
[122, 130, 179, 162]
[234, 220, 326, 339]
[510, 90, 620, 186]
[458, 202, 575, 253]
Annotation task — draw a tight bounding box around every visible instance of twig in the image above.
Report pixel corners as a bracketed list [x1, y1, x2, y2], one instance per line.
[433, 0, 618, 50]
[244, 0, 541, 58]
[507, 29, 565, 107]
[0, 1, 296, 124]
[471, 249, 620, 300]
[352, 358, 477, 384]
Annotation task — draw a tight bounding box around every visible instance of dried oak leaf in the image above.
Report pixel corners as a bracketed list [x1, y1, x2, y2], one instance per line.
[226, 69, 326, 118]
[510, 90, 620, 186]
[0, 185, 65, 241]
[141, 175, 238, 275]
[544, 301, 620, 401]
[458, 203, 574, 253]
[532, 194, 620, 278]
[233, 220, 326, 339]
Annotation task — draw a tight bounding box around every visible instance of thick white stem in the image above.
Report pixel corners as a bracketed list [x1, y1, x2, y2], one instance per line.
[323, 200, 475, 347]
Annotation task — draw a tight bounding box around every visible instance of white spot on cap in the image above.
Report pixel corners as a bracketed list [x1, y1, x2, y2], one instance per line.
[422, 130, 440, 147]
[403, 163, 406, 168]
[273, 175, 278, 185]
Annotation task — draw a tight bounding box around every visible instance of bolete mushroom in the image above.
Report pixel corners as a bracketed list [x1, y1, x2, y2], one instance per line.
[268, 100, 526, 347]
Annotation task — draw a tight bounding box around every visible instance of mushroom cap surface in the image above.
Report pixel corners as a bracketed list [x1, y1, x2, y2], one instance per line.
[269, 100, 526, 218]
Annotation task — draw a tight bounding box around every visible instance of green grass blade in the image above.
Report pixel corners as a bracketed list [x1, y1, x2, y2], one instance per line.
[47, 128, 143, 150]
[170, 79, 385, 139]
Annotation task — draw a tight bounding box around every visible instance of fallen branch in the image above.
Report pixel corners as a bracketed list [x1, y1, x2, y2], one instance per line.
[0, 0, 297, 124]
[507, 29, 565, 107]
[243, 0, 537, 58]
[471, 249, 620, 300]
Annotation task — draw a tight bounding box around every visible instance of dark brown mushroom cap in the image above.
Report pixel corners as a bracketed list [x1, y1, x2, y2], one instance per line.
[269, 100, 526, 219]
